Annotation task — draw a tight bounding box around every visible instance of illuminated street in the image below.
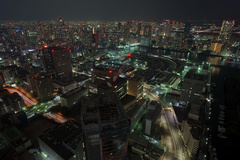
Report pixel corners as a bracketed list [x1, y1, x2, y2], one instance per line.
[0, 4, 239, 159]
[4, 85, 38, 107]
[145, 90, 187, 160]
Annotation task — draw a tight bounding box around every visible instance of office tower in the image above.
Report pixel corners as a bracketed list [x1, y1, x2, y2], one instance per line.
[125, 27, 130, 39]
[127, 76, 144, 99]
[40, 46, 72, 80]
[144, 25, 152, 37]
[126, 99, 147, 131]
[92, 33, 99, 46]
[118, 22, 122, 32]
[219, 20, 235, 42]
[210, 42, 224, 55]
[57, 17, 65, 26]
[86, 67, 127, 99]
[181, 103, 202, 157]
[30, 73, 53, 101]
[179, 68, 207, 106]
[161, 20, 170, 37]
[81, 92, 129, 160]
[143, 103, 161, 136]
[184, 22, 191, 39]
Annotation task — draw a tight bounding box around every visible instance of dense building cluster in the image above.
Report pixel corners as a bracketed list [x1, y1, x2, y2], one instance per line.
[0, 18, 239, 160]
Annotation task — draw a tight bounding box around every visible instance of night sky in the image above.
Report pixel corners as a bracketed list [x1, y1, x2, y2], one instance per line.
[0, 0, 239, 21]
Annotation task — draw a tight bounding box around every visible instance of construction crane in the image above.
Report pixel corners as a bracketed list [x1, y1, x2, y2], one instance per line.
[107, 53, 131, 92]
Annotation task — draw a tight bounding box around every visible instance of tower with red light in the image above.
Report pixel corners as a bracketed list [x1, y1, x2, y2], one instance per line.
[40, 45, 72, 80]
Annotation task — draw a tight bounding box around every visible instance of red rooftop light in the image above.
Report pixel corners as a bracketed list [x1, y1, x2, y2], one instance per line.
[109, 70, 113, 74]
[127, 53, 131, 58]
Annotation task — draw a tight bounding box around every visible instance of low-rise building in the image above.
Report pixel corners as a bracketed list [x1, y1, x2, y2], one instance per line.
[53, 79, 77, 94]
[60, 87, 88, 108]
[38, 120, 84, 160]
[143, 104, 161, 136]
[126, 99, 147, 132]
[2, 92, 25, 112]
[0, 127, 31, 153]
[128, 133, 165, 160]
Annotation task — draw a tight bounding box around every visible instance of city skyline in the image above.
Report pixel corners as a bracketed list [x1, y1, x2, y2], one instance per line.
[0, 4, 239, 159]
[0, 0, 239, 21]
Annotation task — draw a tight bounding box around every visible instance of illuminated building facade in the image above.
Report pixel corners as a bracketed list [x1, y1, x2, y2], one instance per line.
[86, 67, 127, 99]
[127, 76, 144, 99]
[210, 43, 224, 55]
[219, 20, 235, 42]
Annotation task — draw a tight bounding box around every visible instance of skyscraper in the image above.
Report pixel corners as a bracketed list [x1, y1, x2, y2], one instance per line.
[40, 46, 72, 80]
[81, 92, 129, 160]
[29, 73, 54, 101]
[219, 20, 235, 42]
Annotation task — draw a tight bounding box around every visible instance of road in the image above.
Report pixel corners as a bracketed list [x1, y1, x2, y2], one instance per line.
[146, 91, 187, 160]
[4, 85, 38, 107]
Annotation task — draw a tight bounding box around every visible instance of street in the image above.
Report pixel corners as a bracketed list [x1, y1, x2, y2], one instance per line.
[146, 90, 187, 160]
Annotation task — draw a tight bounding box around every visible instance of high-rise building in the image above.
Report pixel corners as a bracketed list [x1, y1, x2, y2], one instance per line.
[143, 25, 152, 37]
[161, 20, 171, 37]
[86, 67, 127, 99]
[126, 99, 147, 131]
[143, 103, 161, 136]
[81, 93, 129, 160]
[92, 33, 99, 46]
[40, 46, 72, 80]
[29, 73, 53, 101]
[127, 76, 144, 99]
[179, 68, 207, 106]
[219, 20, 235, 42]
[181, 120, 201, 157]
[210, 42, 224, 55]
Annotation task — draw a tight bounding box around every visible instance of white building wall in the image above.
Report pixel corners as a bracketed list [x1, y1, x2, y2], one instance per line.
[145, 119, 152, 135]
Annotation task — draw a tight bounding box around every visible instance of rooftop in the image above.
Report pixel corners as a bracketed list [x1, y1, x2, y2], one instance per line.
[126, 99, 146, 119]
[129, 76, 144, 82]
[53, 79, 76, 86]
[145, 105, 162, 123]
[185, 69, 207, 81]
[188, 103, 201, 116]
[38, 120, 82, 160]
[61, 86, 87, 99]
